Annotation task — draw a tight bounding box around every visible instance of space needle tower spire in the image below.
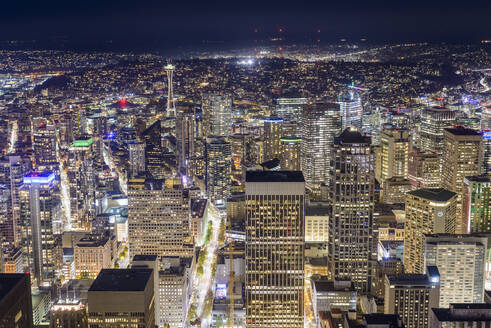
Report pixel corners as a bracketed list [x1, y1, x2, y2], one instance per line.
[165, 62, 176, 117]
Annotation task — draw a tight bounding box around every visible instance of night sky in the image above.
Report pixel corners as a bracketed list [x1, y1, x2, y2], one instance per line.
[0, 0, 489, 50]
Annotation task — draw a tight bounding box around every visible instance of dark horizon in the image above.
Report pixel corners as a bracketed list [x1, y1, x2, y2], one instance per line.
[0, 0, 490, 52]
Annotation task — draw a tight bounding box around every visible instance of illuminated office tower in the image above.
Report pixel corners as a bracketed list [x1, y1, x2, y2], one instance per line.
[463, 175, 491, 233]
[128, 142, 146, 178]
[142, 120, 165, 179]
[482, 131, 491, 175]
[384, 267, 440, 328]
[280, 136, 301, 170]
[20, 172, 60, 287]
[408, 152, 441, 189]
[31, 117, 58, 172]
[128, 177, 192, 259]
[176, 110, 195, 175]
[418, 107, 456, 153]
[338, 90, 362, 130]
[245, 171, 305, 328]
[403, 188, 457, 274]
[0, 155, 30, 247]
[382, 176, 412, 204]
[376, 128, 411, 182]
[263, 117, 284, 162]
[57, 113, 74, 147]
[482, 105, 491, 130]
[201, 94, 233, 137]
[424, 234, 487, 307]
[88, 268, 155, 328]
[230, 134, 254, 167]
[441, 127, 482, 233]
[274, 94, 308, 128]
[301, 102, 341, 187]
[72, 106, 87, 139]
[205, 136, 231, 205]
[329, 129, 374, 292]
[68, 138, 95, 230]
[50, 301, 87, 328]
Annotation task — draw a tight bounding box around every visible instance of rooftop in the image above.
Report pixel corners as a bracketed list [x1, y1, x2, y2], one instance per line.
[386, 274, 432, 286]
[432, 304, 491, 322]
[465, 175, 491, 183]
[0, 273, 29, 300]
[444, 127, 481, 136]
[132, 254, 158, 262]
[407, 188, 456, 202]
[89, 269, 153, 292]
[335, 128, 371, 144]
[246, 170, 305, 183]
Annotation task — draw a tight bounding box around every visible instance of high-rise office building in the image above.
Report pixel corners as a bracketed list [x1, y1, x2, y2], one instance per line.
[31, 117, 58, 172]
[418, 107, 456, 154]
[128, 142, 146, 178]
[482, 106, 491, 130]
[245, 171, 305, 327]
[384, 267, 440, 328]
[301, 102, 341, 187]
[88, 268, 155, 327]
[482, 131, 491, 175]
[68, 138, 96, 230]
[128, 178, 192, 259]
[176, 110, 195, 175]
[441, 127, 482, 233]
[20, 172, 60, 287]
[141, 120, 165, 179]
[403, 188, 457, 274]
[338, 90, 362, 130]
[0, 155, 30, 247]
[463, 175, 491, 233]
[376, 128, 411, 182]
[280, 136, 301, 171]
[408, 152, 441, 189]
[157, 257, 191, 328]
[263, 117, 284, 162]
[201, 94, 233, 137]
[274, 94, 308, 129]
[382, 176, 413, 204]
[0, 273, 33, 328]
[424, 234, 487, 307]
[329, 129, 374, 292]
[206, 136, 231, 205]
[74, 234, 112, 279]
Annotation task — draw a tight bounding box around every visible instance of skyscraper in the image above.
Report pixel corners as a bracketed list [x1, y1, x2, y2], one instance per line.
[128, 178, 192, 259]
[245, 171, 305, 327]
[201, 94, 233, 137]
[408, 151, 441, 189]
[141, 120, 165, 179]
[463, 175, 491, 233]
[301, 102, 341, 187]
[403, 188, 457, 274]
[176, 110, 195, 175]
[329, 129, 374, 292]
[338, 90, 362, 130]
[441, 127, 482, 233]
[274, 94, 308, 129]
[424, 234, 487, 307]
[263, 117, 284, 162]
[128, 142, 146, 178]
[165, 63, 176, 117]
[280, 136, 301, 171]
[482, 131, 491, 175]
[0, 155, 30, 247]
[384, 267, 440, 328]
[20, 172, 60, 287]
[0, 273, 33, 328]
[418, 107, 456, 154]
[206, 136, 231, 205]
[31, 117, 58, 172]
[376, 128, 411, 182]
[68, 138, 96, 230]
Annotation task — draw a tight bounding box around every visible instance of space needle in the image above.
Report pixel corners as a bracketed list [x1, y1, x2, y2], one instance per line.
[165, 63, 176, 117]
